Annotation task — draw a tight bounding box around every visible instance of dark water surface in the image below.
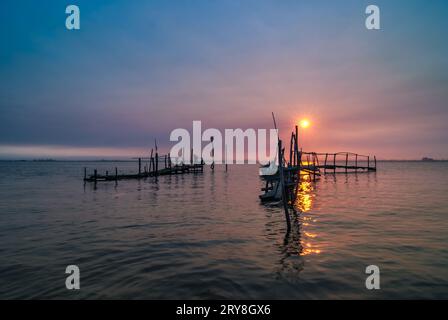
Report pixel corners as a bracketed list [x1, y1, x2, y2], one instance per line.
[0, 161, 447, 299]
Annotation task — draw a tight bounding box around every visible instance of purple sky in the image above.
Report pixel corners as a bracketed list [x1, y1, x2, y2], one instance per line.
[1, 0, 447, 160]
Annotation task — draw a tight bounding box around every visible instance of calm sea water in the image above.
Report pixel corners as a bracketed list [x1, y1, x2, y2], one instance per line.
[0, 161, 447, 299]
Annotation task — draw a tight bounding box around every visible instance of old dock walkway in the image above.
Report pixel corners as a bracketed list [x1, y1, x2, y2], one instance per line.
[83, 153, 205, 183]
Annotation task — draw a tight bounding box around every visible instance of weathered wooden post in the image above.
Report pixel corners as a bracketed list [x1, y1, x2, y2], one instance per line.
[138, 158, 141, 175]
[278, 139, 291, 232]
[333, 153, 336, 173]
[211, 136, 215, 171]
[345, 153, 348, 173]
[164, 155, 167, 169]
[115, 167, 118, 180]
[84, 167, 87, 180]
[155, 152, 159, 176]
[94, 169, 98, 182]
[225, 144, 228, 172]
[355, 154, 358, 172]
[295, 125, 299, 165]
[289, 133, 294, 167]
[368, 156, 370, 170]
[324, 153, 328, 173]
[374, 156, 377, 171]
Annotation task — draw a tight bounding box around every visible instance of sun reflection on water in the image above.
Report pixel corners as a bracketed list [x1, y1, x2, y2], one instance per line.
[293, 179, 322, 256]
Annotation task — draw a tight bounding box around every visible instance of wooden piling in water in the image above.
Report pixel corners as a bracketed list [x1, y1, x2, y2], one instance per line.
[278, 139, 291, 231]
[345, 153, 348, 173]
[333, 154, 336, 173]
[289, 133, 294, 167]
[225, 144, 228, 172]
[295, 125, 299, 164]
[211, 137, 215, 171]
[324, 154, 328, 173]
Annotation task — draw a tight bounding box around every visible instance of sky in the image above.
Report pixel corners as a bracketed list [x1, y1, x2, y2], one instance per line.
[1, 0, 447, 160]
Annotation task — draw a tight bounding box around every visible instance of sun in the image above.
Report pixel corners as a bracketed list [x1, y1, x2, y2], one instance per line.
[299, 119, 310, 129]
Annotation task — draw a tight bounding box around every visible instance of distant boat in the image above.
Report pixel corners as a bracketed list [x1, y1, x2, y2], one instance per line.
[422, 157, 435, 162]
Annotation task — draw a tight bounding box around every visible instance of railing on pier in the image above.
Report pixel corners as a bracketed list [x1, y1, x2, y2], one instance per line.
[302, 152, 377, 173]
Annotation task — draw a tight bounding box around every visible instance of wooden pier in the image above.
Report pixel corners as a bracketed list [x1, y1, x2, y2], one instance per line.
[301, 151, 377, 173]
[260, 121, 378, 231]
[83, 152, 205, 183]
